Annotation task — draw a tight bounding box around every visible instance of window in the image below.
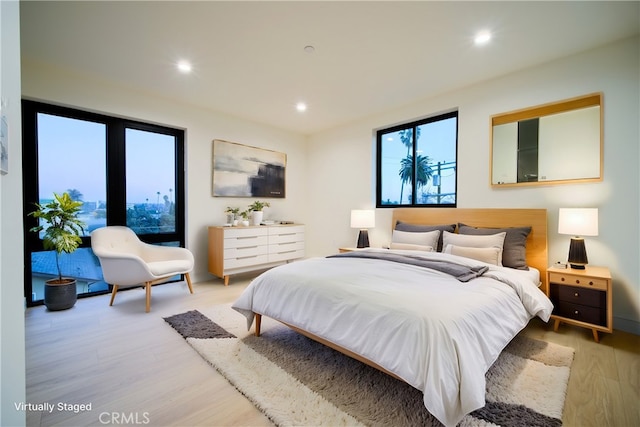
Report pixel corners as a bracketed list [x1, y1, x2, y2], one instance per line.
[22, 101, 186, 306]
[376, 111, 457, 207]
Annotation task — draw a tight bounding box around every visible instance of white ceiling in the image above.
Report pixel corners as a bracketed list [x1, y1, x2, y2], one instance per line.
[20, 1, 640, 135]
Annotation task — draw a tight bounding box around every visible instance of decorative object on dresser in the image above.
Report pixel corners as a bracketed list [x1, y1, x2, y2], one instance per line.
[212, 139, 286, 198]
[350, 209, 375, 248]
[224, 206, 240, 226]
[248, 200, 270, 226]
[558, 208, 598, 269]
[546, 265, 612, 342]
[208, 224, 304, 286]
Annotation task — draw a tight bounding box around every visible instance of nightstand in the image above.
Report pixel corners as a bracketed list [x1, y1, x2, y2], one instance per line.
[546, 265, 612, 342]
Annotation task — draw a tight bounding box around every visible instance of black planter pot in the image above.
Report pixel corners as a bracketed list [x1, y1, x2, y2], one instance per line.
[44, 279, 77, 311]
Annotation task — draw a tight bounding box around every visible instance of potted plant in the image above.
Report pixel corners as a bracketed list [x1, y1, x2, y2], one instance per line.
[248, 200, 270, 226]
[29, 192, 86, 311]
[225, 206, 240, 226]
[238, 209, 251, 227]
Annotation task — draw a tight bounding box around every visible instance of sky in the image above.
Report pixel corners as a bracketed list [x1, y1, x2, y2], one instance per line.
[37, 113, 175, 204]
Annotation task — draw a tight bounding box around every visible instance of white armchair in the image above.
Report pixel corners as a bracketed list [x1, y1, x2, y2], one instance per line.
[91, 226, 194, 312]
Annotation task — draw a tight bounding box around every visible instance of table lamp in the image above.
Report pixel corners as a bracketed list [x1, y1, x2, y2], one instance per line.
[350, 210, 375, 248]
[558, 208, 598, 269]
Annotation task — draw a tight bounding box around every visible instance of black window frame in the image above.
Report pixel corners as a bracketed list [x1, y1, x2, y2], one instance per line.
[22, 100, 186, 306]
[376, 110, 458, 208]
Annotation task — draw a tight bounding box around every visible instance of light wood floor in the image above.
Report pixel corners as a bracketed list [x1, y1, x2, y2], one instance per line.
[25, 276, 639, 427]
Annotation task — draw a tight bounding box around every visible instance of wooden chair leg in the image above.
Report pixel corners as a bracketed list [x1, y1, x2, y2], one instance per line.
[145, 282, 151, 313]
[109, 285, 119, 306]
[185, 273, 194, 294]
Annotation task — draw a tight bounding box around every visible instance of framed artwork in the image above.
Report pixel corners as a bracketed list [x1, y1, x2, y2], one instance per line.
[212, 139, 286, 198]
[0, 115, 8, 175]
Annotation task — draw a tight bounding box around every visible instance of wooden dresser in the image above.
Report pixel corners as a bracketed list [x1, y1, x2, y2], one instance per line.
[208, 224, 305, 285]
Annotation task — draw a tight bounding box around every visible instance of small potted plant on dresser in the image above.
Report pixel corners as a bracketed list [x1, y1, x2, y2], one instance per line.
[29, 192, 86, 311]
[238, 209, 251, 227]
[225, 206, 240, 226]
[248, 200, 270, 226]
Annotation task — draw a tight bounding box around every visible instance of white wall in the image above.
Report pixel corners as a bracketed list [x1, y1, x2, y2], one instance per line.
[0, 1, 26, 425]
[21, 60, 309, 284]
[308, 36, 640, 334]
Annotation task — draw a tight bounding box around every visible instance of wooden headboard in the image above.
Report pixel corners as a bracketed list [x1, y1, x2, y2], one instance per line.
[392, 208, 548, 292]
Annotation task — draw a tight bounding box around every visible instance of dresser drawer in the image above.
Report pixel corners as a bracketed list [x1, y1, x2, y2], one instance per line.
[268, 241, 305, 260]
[548, 272, 607, 291]
[551, 284, 605, 309]
[224, 227, 269, 238]
[269, 248, 305, 263]
[269, 225, 305, 236]
[223, 235, 268, 249]
[224, 245, 268, 259]
[554, 300, 606, 327]
[269, 231, 304, 245]
[225, 254, 270, 270]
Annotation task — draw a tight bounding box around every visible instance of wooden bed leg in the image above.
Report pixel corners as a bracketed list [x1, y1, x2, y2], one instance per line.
[255, 314, 262, 337]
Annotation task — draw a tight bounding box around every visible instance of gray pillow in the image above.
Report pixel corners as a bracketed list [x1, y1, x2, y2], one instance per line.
[394, 221, 456, 252]
[457, 223, 531, 270]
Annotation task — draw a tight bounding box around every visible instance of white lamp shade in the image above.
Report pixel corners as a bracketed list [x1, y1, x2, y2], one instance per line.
[350, 210, 375, 229]
[558, 208, 599, 236]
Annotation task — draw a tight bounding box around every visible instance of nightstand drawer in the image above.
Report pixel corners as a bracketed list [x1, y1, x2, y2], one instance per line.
[552, 284, 605, 309]
[548, 272, 607, 291]
[554, 300, 606, 326]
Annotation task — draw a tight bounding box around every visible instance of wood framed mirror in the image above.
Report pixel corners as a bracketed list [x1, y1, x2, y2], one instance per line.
[490, 93, 603, 187]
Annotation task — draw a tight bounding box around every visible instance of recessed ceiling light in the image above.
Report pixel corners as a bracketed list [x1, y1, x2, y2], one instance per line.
[296, 102, 307, 112]
[474, 30, 492, 46]
[177, 60, 192, 73]
[304, 45, 315, 54]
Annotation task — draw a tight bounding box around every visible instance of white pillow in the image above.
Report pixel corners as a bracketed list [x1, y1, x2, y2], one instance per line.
[389, 242, 434, 252]
[442, 230, 506, 265]
[444, 245, 501, 265]
[391, 229, 440, 249]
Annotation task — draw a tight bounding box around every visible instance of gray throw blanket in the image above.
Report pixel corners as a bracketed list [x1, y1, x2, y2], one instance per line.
[327, 251, 488, 282]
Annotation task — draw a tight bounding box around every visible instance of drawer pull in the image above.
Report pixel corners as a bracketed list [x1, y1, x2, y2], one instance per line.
[238, 245, 259, 250]
[589, 281, 594, 286]
[574, 292, 579, 297]
[574, 310, 579, 315]
[561, 277, 565, 281]
[575, 279, 580, 284]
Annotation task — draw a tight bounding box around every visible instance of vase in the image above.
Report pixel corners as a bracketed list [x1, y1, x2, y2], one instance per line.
[44, 279, 77, 311]
[251, 210, 263, 226]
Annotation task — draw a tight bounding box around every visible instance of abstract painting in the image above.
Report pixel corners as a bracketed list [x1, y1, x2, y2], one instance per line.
[212, 139, 286, 198]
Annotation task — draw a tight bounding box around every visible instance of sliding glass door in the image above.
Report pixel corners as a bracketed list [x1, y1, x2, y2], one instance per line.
[22, 101, 185, 306]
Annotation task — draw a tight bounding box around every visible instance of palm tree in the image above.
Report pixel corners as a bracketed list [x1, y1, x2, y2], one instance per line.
[65, 188, 83, 202]
[398, 127, 422, 203]
[399, 154, 432, 204]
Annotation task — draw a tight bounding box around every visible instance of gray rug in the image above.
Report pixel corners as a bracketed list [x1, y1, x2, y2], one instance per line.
[165, 309, 574, 427]
[164, 309, 236, 339]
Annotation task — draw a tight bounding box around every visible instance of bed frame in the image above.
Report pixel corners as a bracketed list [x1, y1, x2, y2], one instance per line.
[253, 207, 548, 378]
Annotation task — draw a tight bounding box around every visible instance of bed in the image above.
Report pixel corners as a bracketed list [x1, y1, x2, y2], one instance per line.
[232, 208, 553, 427]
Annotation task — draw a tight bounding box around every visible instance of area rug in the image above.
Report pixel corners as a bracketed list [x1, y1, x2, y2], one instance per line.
[164, 306, 574, 427]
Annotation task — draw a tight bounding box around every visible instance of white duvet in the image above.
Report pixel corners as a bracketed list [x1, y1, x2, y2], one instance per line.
[232, 249, 553, 427]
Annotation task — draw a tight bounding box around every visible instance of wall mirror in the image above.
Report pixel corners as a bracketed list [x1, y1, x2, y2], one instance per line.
[490, 93, 602, 187]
